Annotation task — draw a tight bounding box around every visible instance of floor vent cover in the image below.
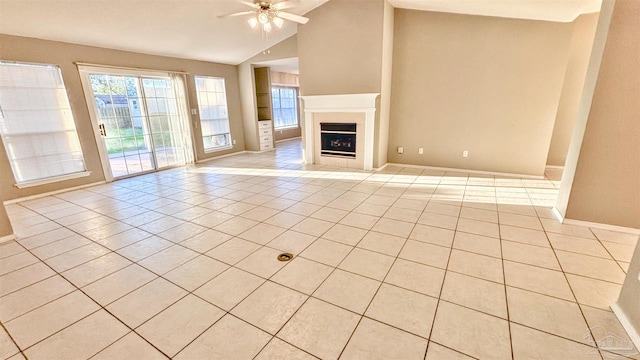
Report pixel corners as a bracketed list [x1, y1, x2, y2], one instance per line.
[277, 253, 293, 262]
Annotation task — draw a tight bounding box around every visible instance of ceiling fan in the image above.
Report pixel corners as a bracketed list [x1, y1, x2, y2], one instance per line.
[220, 1, 310, 33]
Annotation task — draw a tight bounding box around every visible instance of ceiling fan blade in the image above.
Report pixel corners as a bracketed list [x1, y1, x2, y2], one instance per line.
[238, 1, 260, 9]
[277, 11, 309, 24]
[218, 10, 254, 18]
[272, 1, 296, 10]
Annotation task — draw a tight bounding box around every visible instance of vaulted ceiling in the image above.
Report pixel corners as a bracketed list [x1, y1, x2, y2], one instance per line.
[0, 0, 329, 65]
[0, 0, 601, 65]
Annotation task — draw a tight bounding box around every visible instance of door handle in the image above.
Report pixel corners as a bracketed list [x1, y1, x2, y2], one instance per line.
[99, 124, 107, 137]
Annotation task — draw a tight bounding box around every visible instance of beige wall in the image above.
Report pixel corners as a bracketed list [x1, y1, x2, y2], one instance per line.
[238, 35, 298, 150]
[0, 187, 13, 238]
[238, 62, 260, 150]
[271, 71, 299, 86]
[546, 13, 599, 167]
[616, 237, 640, 345]
[274, 126, 301, 142]
[387, 10, 573, 176]
[377, 0, 394, 168]
[0, 34, 245, 201]
[297, 0, 384, 96]
[297, 0, 390, 167]
[564, 0, 640, 228]
[555, 0, 615, 221]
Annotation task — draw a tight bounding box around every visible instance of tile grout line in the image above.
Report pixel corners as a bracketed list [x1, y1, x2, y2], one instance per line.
[589, 227, 630, 274]
[170, 175, 379, 359]
[525, 187, 605, 360]
[10, 167, 482, 358]
[233, 175, 427, 358]
[4, 223, 626, 303]
[8, 182, 256, 358]
[11, 167, 355, 358]
[3, 240, 173, 360]
[422, 179, 465, 359]
[0, 319, 27, 360]
[3, 142, 636, 359]
[496, 192, 515, 360]
[6, 186, 516, 358]
[334, 188, 421, 359]
[176, 172, 400, 357]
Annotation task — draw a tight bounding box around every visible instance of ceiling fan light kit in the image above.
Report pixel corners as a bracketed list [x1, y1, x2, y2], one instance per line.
[258, 11, 270, 24]
[272, 16, 284, 28]
[221, 1, 310, 33]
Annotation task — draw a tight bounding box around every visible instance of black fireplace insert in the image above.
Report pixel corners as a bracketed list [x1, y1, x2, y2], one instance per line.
[320, 123, 356, 158]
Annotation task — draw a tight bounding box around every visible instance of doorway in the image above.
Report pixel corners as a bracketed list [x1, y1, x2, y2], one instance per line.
[78, 67, 193, 181]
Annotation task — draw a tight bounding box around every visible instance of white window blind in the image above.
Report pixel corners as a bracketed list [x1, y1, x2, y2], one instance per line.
[194, 76, 231, 152]
[0, 61, 87, 184]
[272, 87, 298, 129]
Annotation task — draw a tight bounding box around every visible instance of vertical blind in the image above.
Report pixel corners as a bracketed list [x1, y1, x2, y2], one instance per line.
[0, 61, 87, 184]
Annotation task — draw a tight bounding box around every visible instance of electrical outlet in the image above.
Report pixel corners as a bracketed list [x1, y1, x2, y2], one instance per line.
[463, 150, 468, 158]
[232, 139, 237, 145]
[191, 108, 197, 115]
[397, 146, 404, 154]
[418, 148, 424, 155]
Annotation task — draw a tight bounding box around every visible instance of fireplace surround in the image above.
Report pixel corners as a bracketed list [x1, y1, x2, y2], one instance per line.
[300, 93, 379, 170]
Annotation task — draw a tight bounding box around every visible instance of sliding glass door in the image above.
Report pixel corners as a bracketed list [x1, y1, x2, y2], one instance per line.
[79, 67, 192, 180]
[141, 78, 188, 169]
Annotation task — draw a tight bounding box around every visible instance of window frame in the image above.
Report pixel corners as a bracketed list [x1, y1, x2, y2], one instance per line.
[193, 76, 232, 153]
[0, 60, 90, 188]
[271, 86, 299, 130]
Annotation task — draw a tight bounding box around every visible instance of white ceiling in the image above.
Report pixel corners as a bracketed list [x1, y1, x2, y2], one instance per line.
[0, 0, 601, 66]
[389, 0, 602, 22]
[0, 0, 328, 65]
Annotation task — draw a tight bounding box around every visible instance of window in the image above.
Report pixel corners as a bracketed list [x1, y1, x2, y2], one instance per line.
[194, 76, 231, 151]
[271, 87, 298, 129]
[0, 61, 87, 185]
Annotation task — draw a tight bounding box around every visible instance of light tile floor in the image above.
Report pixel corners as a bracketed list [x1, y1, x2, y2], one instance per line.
[1, 139, 638, 360]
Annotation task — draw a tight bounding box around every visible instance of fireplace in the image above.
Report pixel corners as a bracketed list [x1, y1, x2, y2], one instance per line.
[320, 123, 357, 158]
[300, 93, 379, 170]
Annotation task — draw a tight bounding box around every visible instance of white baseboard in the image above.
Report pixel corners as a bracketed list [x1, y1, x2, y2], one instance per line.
[552, 207, 565, 223]
[196, 151, 247, 164]
[553, 207, 640, 235]
[3, 181, 106, 205]
[246, 149, 276, 154]
[385, 163, 544, 179]
[276, 137, 301, 143]
[563, 218, 640, 235]
[0, 234, 17, 244]
[545, 165, 565, 170]
[374, 163, 389, 172]
[611, 303, 640, 350]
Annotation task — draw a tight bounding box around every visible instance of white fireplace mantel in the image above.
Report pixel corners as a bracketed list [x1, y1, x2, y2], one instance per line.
[300, 93, 379, 171]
